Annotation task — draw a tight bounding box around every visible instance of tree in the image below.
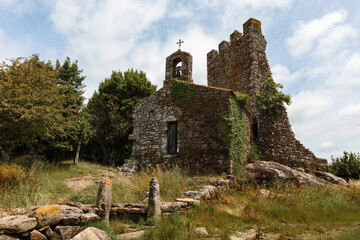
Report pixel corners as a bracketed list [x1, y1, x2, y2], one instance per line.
[85, 69, 156, 166]
[39, 57, 87, 162]
[73, 114, 93, 165]
[330, 151, 360, 180]
[255, 77, 291, 115]
[0, 55, 73, 161]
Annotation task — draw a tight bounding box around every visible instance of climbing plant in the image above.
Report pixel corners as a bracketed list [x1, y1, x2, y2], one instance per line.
[170, 79, 195, 107]
[218, 93, 248, 174]
[255, 77, 291, 115]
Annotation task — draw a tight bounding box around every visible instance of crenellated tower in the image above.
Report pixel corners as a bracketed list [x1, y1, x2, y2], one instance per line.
[207, 18, 271, 115]
[207, 18, 329, 172]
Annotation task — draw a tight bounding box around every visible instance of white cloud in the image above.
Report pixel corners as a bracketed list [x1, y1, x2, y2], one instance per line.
[320, 141, 335, 151]
[0, 28, 29, 60]
[48, 0, 169, 98]
[0, 0, 32, 14]
[271, 64, 300, 85]
[286, 9, 353, 57]
[197, 0, 293, 9]
[339, 104, 360, 117]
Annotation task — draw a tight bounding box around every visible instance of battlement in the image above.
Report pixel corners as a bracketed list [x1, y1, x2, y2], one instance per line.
[207, 18, 263, 64]
[207, 17, 270, 114]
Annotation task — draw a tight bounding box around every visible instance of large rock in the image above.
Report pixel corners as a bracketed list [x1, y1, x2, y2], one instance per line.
[71, 227, 111, 240]
[32, 204, 62, 228]
[0, 235, 21, 240]
[245, 161, 329, 187]
[29, 229, 47, 240]
[315, 171, 349, 186]
[55, 226, 81, 240]
[59, 205, 83, 225]
[0, 215, 37, 234]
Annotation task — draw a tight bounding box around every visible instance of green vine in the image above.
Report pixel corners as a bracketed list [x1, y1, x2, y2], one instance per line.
[218, 94, 248, 174]
[170, 79, 194, 107]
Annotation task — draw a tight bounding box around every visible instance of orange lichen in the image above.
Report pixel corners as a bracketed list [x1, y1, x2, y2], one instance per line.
[34, 204, 60, 218]
[105, 178, 112, 187]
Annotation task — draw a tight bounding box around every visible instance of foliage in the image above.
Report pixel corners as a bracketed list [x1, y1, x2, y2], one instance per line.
[0, 55, 76, 161]
[233, 91, 249, 107]
[169, 79, 195, 107]
[85, 69, 156, 166]
[248, 141, 259, 163]
[330, 151, 360, 180]
[40, 56, 87, 161]
[0, 162, 25, 190]
[255, 77, 291, 115]
[218, 94, 248, 174]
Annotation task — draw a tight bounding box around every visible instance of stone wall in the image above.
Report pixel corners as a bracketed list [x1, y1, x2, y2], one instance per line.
[207, 18, 271, 115]
[258, 111, 329, 172]
[207, 18, 329, 172]
[132, 83, 251, 174]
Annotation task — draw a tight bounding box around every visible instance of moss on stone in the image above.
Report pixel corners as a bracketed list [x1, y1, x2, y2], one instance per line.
[170, 80, 194, 107]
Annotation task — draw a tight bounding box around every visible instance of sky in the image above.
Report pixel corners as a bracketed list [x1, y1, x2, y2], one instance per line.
[0, 0, 359, 161]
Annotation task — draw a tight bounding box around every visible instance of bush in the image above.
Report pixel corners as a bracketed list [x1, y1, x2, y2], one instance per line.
[255, 77, 291, 115]
[0, 162, 25, 190]
[330, 151, 360, 180]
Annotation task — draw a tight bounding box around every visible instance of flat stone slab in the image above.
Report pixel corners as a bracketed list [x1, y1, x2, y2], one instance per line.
[161, 202, 187, 213]
[0, 215, 37, 234]
[111, 204, 147, 214]
[118, 230, 145, 239]
[175, 198, 201, 206]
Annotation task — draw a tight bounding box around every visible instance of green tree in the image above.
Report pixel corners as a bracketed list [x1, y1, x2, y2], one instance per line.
[40, 57, 87, 161]
[85, 69, 156, 166]
[255, 77, 291, 115]
[330, 151, 360, 180]
[0, 55, 73, 161]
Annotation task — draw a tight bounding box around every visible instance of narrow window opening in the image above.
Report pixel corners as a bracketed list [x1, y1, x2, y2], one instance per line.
[167, 122, 178, 154]
[175, 62, 182, 77]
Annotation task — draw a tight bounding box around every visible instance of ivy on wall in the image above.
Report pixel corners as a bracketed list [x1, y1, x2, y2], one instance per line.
[170, 79, 195, 107]
[218, 93, 248, 174]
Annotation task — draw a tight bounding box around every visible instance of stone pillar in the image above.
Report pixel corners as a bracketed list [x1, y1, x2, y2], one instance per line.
[96, 177, 112, 223]
[147, 178, 161, 222]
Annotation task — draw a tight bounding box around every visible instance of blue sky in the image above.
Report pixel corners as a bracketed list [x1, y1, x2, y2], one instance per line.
[1, 0, 359, 160]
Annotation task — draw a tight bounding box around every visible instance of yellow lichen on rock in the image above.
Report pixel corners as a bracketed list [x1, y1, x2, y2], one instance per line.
[105, 178, 112, 187]
[34, 204, 60, 218]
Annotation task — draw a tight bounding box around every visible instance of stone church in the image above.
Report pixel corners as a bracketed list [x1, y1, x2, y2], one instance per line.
[129, 18, 329, 174]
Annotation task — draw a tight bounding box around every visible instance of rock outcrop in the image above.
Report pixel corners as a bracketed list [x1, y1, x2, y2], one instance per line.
[245, 161, 331, 187]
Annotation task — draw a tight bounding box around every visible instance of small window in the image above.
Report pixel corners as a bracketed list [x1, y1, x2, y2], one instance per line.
[167, 122, 178, 154]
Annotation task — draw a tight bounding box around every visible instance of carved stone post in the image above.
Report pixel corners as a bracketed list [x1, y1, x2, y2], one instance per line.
[96, 177, 112, 223]
[147, 178, 161, 222]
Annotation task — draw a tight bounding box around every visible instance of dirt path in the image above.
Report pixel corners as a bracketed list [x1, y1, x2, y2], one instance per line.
[64, 170, 117, 191]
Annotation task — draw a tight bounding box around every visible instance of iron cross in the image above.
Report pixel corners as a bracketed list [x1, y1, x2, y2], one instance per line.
[177, 39, 184, 50]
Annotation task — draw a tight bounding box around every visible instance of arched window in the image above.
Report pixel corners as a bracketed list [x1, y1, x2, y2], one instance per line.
[175, 62, 182, 77]
[172, 58, 182, 78]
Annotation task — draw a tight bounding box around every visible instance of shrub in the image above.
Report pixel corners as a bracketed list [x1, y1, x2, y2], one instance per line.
[330, 151, 360, 180]
[255, 77, 291, 115]
[0, 162, 25, 190]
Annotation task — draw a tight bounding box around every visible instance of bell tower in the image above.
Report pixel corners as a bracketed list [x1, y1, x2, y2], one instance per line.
[164, 50, 193, 86]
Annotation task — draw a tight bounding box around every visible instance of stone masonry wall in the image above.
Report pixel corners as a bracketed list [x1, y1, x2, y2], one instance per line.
[258, 112, 329, 172]
[132, 83, 251, 174]
[207, 18, 271, 115]
[207, 18, 329, 172]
